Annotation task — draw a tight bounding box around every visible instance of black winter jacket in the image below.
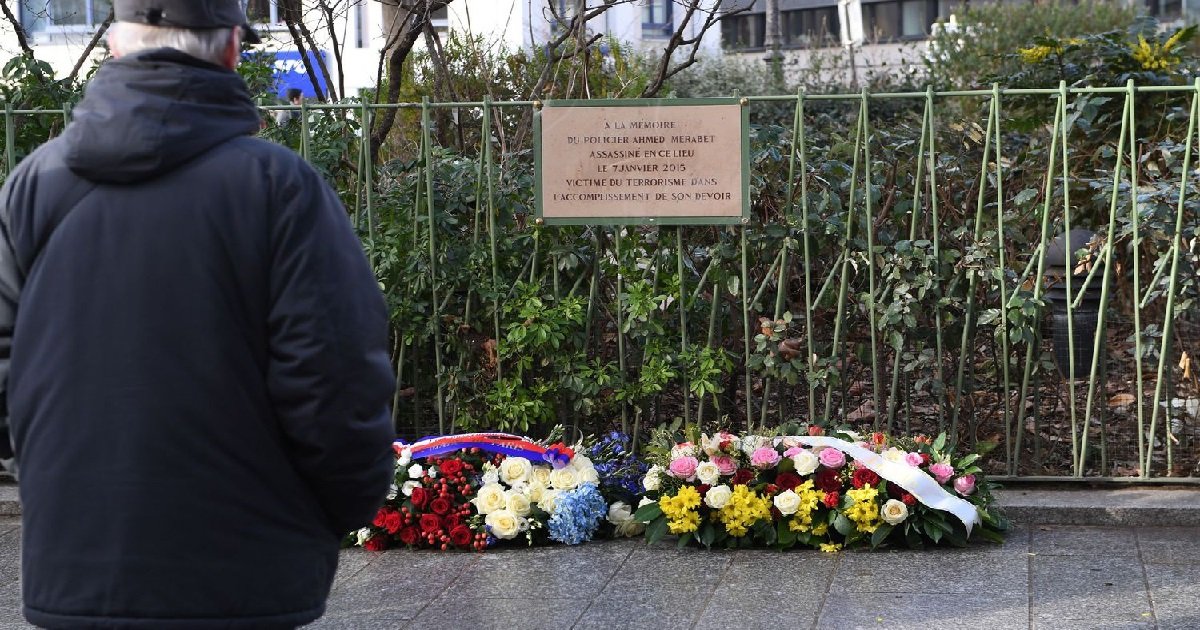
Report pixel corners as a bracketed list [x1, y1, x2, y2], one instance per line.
[0, 50, 396, 628]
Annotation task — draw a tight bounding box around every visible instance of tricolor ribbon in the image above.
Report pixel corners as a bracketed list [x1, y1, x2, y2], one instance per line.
[393, 432, 575, 469]
[777, 435, 982, 535]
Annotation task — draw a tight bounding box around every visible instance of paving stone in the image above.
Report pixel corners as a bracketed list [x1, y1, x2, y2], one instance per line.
[0, 527, 18, 586]
[598, 546, 732, 597]
[322, 550, 479, 618]
[575, 591, 702, 630]
[692, 551, 834, 629]
[1030, 525, 1140, 556]
[1136, 527, 1200, 565]
[1031, 555, 1154, 625]
[812, 591, 1028, 630]
[412, 597, 587, 630]
[449, 542, 630, 599]
[330, 548, 379, 588]
[0, 580, 31, 629]
[831, 548, 1028, 595]
[1143, 563, 1200, 630]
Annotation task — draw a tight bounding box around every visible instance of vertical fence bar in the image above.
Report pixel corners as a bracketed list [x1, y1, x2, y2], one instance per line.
[824, 96, 865, 422]
[923, 88, 948, 437]
[953, 91, 998, 442]
[677, 226, 691, 430]
[861, 88, 883, 431]
[299, 99, 311, 161]
[1144, 79, 1199, 477]
[797, 92, 818, 425]
[1012, 86, 1065, 475]
[421, 97, 446, 434]
[1061, 84, 1081, 475]
[4, 103, 14, 174]
[1077, 91, 1130, 475]
[742, 224, 754, 431]
[992, 84, 1014, 471]
[615, 229, 629, 434]
[1125, 81, 1148, 477]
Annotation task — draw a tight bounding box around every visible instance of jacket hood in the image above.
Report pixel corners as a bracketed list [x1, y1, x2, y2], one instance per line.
[63, 49, 260, 184]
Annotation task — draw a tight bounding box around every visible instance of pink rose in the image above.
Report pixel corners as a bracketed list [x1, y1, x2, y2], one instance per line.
[750, 447, 781, 469]
[783, 446, 803, 458]
[668, 456, 699, 480]
[711, 455, 737, 475]
[929, 463, 954, 484]
[954, 474, 976, 496]
[904, 452, 924, 467]
[817, 448, 846, 469]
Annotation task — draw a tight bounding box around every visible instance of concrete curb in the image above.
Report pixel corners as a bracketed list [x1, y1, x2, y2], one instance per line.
[994, 486, 1200, 527]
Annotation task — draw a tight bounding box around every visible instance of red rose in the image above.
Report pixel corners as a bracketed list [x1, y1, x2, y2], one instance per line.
[398, 527, 419, 546]
[449, 525, 472, 547]
[807, 425, 825, 436]
[731, 468, 755, 486]
[430, 497, 452, 515]
[372, 507, 391, 528]
[439, 459, 464, 476]
[901, 492, 917, 506]
[419, 513, 442, 535]
[920, 453, 932, 466]
[765, 484, 779, 496]
[444, 513, 461, 530]
[695, 484, 711, 496]
[815, 468, 841, 493]
[364, 535, 388, 551]
[410, 487, 430, 509]
[823, 491, 840, 508]
[775, 472, 803, 491]
[384, 511, 403, 534]
[852, 469, 880, 489]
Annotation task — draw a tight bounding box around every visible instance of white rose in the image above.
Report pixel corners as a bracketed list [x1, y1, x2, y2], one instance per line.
[573, 457, 600, 485]
[407, 464, 424, 479]
[670, 442, 697, 459]
[606, 501, 646, 537]
[773, 490, 802, 516]
[355, 527, 373, 545]
[526, 481, 547, 503]
[396, 448, 412, 467]
[549, 467, 580, 490]
[498, 457, 533, 486]
[538, 489, 562, 512]
[881, 448, 907, 465]
[506, 490, 532, 517]
[481, 469, 500, 486]
[401, 480, 420, 497]
[485, 509, 524, 540]
[695, 461, 721, 486]
[704, 484, 733, 509]
[642, 465, 663, 491]
[472, 483, 508, 515]
[881, 499, 909, 525]
[791, 449, 819, 476]
[530, 466, 553, 488]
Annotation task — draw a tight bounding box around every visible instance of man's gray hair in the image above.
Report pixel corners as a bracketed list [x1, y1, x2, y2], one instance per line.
[108, 22, 239, 66]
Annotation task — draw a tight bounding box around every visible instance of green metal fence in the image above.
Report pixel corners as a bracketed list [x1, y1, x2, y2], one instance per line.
[4, 82, 1199, 481]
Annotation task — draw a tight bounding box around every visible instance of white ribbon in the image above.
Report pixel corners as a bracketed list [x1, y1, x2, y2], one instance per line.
[777, 435, 980, 535]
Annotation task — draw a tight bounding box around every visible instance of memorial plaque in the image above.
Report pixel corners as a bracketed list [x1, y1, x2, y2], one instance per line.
[535, 99, 749, 225]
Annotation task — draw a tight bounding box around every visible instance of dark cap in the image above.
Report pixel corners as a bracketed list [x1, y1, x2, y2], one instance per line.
[114, 0, 261, 44]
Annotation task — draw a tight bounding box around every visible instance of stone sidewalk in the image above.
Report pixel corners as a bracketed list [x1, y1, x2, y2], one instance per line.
[0, 487, 1197, 629]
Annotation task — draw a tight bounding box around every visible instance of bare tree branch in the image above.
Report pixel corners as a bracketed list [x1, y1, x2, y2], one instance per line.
[1, 1, 34, 57]
[640, 1, 749, 98]
[68, 8, 114, 82]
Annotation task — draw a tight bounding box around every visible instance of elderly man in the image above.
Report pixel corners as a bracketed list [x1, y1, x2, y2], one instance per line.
[0, 1, 396, 627]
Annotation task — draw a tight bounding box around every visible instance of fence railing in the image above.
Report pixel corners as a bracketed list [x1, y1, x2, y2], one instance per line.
[4, 82, 1199, 481]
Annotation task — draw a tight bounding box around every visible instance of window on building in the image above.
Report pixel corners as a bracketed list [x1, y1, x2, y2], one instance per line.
[721, 13, 765, 49]
[244, 0, 282, 25]
[643, 0, 672, 37]
[782, 7, 839, 47]
[21, 0, 112, 32]
[1146, 0, 1183, 20]
[863, 0, 937, 42]
[431, 5, 449, 33]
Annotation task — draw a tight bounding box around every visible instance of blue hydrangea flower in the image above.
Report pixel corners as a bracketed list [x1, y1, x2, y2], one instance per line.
[548, 483, 608, 545]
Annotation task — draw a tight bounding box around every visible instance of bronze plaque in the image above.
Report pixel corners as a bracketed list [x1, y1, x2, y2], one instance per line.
[537, 101, 747, 224]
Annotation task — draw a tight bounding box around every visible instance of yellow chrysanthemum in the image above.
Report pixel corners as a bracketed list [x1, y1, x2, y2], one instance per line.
[717, 485, 771, 537]
[659, 486, 703, 534]
[819, 542, 842, 553]
[845, 486, 882, 534]
[786, 480, 824, 533]
[667, 509, 700, 534]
